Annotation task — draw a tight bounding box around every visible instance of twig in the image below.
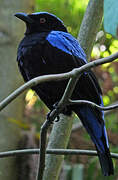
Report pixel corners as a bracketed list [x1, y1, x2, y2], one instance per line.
[69, 99, 118, 111]
[59, 76, 79, 105]
[36, 119, 52, 180]
[0, 148, 117, 159]
[37, 107, 67, 180]
[0, 73, 71, 111]
[58, 54, 82, 106]
[72, 52, 118, 77]
[0, 52, 118, 112]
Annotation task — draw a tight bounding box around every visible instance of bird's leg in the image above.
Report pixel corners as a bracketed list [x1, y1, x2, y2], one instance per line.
[53, 102, 60, 122]
[46, 112, 60, 123]
[46, 111, 53, 122]
[54, 115, 60, 122]
[46, 102, 61, 123]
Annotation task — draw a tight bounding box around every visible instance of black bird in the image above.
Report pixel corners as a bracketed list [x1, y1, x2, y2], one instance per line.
[15, 12, 114, 176]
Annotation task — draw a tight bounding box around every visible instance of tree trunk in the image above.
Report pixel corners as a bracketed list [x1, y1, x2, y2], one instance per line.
[78, 0, 103, 60]
[0, 1, 34, 179]
[43, 114, 74, 180]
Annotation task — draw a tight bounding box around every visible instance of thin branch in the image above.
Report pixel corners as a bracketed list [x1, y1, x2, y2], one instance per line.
[0, 52, 118, 112]
[72, 52, 118, 77]
[36, 119, 52, 180]
[0, 73, 71, 112]
[0, 148, 117, 159]
[50, 77, 80, 116]
[69, 99, 118, 111]
[59, 76, 79, 105]
[58, 54, 82, 106]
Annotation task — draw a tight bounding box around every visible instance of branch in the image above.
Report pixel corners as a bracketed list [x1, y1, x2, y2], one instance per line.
[78, 0, 103, 60]
[42, 115, 73, 180]
[69, 99, 118, 111]
[0, 53, 117, 180]
[36, 119, 52, 180]
[0, 73, 71, 111]
[0, 52, 118, 112]
[0, 148, 117, 159]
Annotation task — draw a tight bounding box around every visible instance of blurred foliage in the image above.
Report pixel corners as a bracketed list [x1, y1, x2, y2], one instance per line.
[35, 0, 89, 37]
[18, 0, 118, 179]
[91, 31, 118, 106]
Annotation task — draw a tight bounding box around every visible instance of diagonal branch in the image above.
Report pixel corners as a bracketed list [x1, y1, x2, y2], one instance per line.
[0, 52, 118, 112]
[0, 73, 71, 111]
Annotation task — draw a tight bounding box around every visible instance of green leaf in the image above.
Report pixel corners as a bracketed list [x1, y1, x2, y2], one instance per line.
[104, 0, 118, 38]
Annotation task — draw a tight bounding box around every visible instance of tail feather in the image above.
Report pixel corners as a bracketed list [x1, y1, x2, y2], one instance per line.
[74, 106, 114, 176]
[98, 149, 114, 176]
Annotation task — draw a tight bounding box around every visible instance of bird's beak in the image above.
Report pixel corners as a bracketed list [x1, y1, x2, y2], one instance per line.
[14, 12, 34, 23]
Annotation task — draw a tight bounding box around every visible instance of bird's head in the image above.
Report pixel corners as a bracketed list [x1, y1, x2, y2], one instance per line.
[14, 12, 67, 35]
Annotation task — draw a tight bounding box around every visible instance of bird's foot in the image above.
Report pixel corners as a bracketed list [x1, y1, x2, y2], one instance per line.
[46, 102, 60, 123]
[46, 112, 53, 123]
[54, 115, 60, 122]
[53, 102, 60, 122]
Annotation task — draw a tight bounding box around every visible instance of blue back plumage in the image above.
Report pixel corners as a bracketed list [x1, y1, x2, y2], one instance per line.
[46, 31, 87, 64]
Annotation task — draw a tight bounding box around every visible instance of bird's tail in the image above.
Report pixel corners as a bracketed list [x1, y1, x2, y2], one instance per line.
[74, 105, 114, 176]
[97, 149, 114, 176]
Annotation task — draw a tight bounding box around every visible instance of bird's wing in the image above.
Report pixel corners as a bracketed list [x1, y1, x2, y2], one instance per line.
[17, 31, 102, 108]
[46, 31, 102, 104]
[46, 32, 113, 172]
[46, 31, 87, 64]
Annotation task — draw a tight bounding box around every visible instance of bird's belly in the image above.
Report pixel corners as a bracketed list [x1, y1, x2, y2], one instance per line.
[33, 79, 68, 105]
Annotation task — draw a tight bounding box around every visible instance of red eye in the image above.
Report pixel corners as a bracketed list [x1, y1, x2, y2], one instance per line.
[40, 18, 46, 24]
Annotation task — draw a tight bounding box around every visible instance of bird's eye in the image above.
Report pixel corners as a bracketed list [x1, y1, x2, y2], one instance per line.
[40, 18, 46, 24]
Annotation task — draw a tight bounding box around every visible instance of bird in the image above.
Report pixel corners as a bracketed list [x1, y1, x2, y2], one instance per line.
[15, 12, 114, 176]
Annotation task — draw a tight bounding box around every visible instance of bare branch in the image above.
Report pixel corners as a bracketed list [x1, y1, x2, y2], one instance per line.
[0, 52, 118, 112]
[69, 99, 118, 111]
[72, 51, 118, 76]
[36, 119, 53, 180]
[0, 148, 117, 159]
[0, 73, 71, 112]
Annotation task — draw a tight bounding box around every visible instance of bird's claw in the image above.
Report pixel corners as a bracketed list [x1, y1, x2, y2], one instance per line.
[54, 115, 60, 122]
[46, 102, 60, 123]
